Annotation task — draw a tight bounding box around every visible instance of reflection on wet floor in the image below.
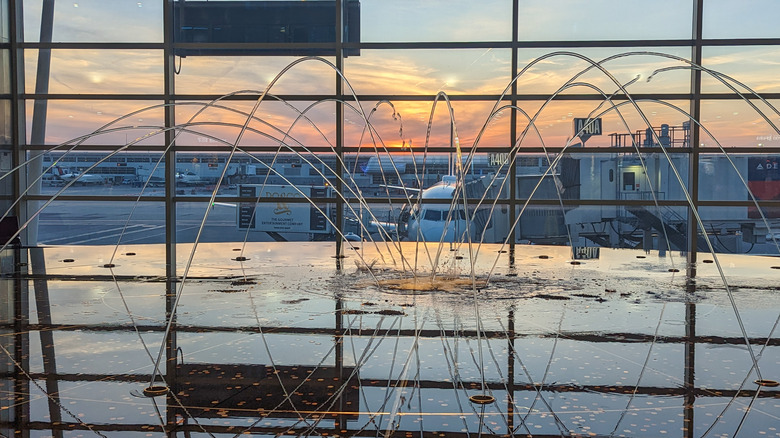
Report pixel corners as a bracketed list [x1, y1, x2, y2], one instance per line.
[1, 242, 779, 437]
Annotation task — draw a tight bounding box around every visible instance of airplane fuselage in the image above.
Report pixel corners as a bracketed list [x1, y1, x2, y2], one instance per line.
[59, 173, 104, 185]
[405, 176, 473, 242]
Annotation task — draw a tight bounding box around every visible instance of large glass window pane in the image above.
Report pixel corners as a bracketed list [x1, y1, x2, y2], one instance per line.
[744, 155, 780, 221]
[699, 153, 780, 255]
[0, 99, 9, 145]
[23, 0, 163, 43]
[174, 99, 337, 149]
[515, 99, 690, 150]
[699, 99, 780, 148]
[699, 153, 760, 202]
[702, 46, 780, 94]
[177, 201, 252, 244]
[24, 49, 163, 94]
[554, 204, 690, 251]
[703, 0, 780, 39]
[24, 99, 165, 145]
[174, 56, 336, 96]
[28, 149, 165, 196]
[170, 151, 338, 196]
[343, 155, 513, 242]
[698, 206, 780, 256]
[516, 48, 692, 96]
[345, 49, 511, 96]
[176, 199, 337, 247]
[342, 100, 510, 154]
[34, 200, 166, 246]
[360, 0, 512, 42]
[0, 0, 8, 42]
[541, 152, 690, 203]
[0, 49, 8, 94]
[517, 0, 693, 41]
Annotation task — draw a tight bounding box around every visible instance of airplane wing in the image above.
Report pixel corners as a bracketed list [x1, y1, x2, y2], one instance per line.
[379, 184, 422, 193]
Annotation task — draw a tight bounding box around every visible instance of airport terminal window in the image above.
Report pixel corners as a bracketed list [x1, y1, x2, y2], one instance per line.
[5, 1, 780, 252]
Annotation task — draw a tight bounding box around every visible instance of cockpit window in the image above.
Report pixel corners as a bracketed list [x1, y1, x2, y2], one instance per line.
[422, 209, 467, 221]
[424, 209, 442, 221]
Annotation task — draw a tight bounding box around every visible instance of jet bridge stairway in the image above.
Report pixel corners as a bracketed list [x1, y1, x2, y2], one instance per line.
[626, 205, 708, 251]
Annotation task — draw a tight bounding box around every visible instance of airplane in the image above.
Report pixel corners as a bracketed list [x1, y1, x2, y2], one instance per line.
[390, 175, 474, 243]
[54, 167, 105, 185]
[175, 170, 206, 186]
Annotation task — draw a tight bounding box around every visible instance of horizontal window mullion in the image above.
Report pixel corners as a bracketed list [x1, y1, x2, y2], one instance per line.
[24, 195, 166, 202]
[19, 39, 780, 51]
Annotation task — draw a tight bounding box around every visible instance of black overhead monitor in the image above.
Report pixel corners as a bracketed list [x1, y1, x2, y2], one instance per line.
[173, 0, 360, 57]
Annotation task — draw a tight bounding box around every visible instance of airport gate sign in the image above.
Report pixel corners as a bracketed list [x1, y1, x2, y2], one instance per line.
[573, 117, 602, 143]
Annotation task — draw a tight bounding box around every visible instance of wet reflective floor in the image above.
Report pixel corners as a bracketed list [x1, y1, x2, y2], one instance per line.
[1, 242, 779, 437]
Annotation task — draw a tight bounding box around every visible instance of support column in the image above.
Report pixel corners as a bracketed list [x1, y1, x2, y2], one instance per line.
[687, 0, 704, 279]
[685, 0, 703, 418]
[163, 0, 177, 285]
[335, 3, 346, 432]
[508, 0, 519, 248]
[24, 0, 55, 247]
[163, 2, 178, 435]
[334, 0, 345, 263]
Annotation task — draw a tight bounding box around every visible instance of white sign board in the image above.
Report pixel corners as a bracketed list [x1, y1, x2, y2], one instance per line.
[488, 152, 510, 167]
[238, 185, 331, 234]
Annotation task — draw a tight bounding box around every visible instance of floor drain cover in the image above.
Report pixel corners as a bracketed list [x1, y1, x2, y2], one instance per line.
[469, 394, 495, 404]
[142, 386, 169, 397]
